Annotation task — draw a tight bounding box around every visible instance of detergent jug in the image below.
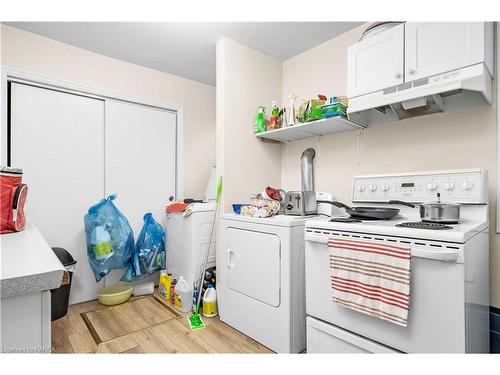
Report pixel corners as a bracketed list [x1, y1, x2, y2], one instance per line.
[169, 278, 177, 304]
[202, 284, 218, 318]
[158, 271, 172, 300]
[174, 276, 192, 313]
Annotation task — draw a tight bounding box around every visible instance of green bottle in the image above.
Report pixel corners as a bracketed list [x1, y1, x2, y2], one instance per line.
[255, 106, 267, 133]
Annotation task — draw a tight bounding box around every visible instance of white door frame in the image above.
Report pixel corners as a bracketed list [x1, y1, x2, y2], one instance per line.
[1, 66, 184, 200]
[496, 22, 500, 233]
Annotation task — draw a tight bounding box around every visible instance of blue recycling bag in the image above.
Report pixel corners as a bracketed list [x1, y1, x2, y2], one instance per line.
[84, 194, 134, 282]
[121, 213, 166, 282]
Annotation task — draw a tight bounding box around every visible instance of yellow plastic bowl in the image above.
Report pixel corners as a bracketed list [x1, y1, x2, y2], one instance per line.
[97, 284, 134, 306]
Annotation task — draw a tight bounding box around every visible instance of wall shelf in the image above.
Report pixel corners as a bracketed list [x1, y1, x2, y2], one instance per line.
[255, 115, 366, 143]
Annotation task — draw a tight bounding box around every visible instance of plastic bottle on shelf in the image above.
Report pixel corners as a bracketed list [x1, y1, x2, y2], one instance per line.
[269, 101, 280, 130]
[254, 106, 267, 134]
[287, 94, 297, 126]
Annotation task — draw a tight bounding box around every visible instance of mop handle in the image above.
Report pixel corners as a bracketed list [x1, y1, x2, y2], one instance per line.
[195, 176, 222, 310]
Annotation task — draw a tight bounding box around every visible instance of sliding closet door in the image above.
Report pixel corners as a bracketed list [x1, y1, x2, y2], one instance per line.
[104, 100, 177, 285]
[10, 83, 105, 304]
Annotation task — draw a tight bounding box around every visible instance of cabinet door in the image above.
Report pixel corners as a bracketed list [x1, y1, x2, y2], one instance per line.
[405, 22, 486, 81]
[104, 100, 177, 285]
[347, 23, 404, 97]
[10, 83, 105, 304]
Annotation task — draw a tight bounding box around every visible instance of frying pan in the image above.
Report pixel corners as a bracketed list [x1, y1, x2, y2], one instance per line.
[317, 200, 400, 220]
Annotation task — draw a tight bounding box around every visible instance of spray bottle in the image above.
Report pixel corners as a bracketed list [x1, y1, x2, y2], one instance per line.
[287, 94, 297, 126]
[255, 106, 267, 134]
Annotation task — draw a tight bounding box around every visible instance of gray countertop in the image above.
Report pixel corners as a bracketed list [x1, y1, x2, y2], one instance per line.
[0, 224, 65, 298]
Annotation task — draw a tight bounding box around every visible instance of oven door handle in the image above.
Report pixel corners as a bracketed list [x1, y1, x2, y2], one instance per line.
[305, 233, 459, 262]
[305, 233, 329, 244]
[411, 247, 459, 262]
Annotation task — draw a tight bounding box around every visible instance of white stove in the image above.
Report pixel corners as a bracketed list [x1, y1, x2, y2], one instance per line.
[305, 169, 490, 353]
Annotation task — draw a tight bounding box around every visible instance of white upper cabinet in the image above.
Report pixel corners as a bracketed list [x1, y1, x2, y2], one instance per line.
[347, 23, 404, 98]
[405, 22, 493, 82]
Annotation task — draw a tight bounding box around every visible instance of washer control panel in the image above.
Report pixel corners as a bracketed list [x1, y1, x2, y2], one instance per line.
[352, 169, 487, 203]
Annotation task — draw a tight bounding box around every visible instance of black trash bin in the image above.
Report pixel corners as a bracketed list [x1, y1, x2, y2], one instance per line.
[51, 247, 77, 321]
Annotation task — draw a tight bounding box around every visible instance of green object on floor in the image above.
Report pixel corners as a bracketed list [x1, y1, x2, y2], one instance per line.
[188, 175, 222, 331]
[187, 305, 206, 330]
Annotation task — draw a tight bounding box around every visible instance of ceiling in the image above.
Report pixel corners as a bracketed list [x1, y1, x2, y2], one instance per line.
[6, 22, 363, 85]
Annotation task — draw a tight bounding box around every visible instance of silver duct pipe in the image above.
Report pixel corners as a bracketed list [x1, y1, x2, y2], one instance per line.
[301, 148, 316, 192]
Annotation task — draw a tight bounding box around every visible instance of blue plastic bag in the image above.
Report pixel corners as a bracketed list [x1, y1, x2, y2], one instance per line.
[84, 194, 134, 282]
[121, 213, 166, 282]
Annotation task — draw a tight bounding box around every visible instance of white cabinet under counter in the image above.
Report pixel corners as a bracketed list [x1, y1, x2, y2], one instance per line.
[0, 225, 65, 353]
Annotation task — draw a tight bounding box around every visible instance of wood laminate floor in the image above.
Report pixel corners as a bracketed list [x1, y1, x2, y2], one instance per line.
[51, 290, 272, 354]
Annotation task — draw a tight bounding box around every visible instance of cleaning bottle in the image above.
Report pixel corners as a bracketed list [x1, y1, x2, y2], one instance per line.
[169, 278, 177, 304]
[174, 276, 193, 313]
[287, 94, 297, 126]
[202, 284, 218, 318]
[254, 106, 267, 134]
[268, 101, 280, 130]
[158, 271, 172, 300]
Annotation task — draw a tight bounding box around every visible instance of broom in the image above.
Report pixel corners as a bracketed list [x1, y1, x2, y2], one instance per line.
[188, 175, 222, 330]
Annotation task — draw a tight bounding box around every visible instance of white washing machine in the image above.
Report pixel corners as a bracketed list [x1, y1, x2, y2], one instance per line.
[165, 202, 216, 287]
[218, 213, 316, 353]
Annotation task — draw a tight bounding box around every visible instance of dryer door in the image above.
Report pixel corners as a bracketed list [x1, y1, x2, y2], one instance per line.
[225, 228, 281, 307]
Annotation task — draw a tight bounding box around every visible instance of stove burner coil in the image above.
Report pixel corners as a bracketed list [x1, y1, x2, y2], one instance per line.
[396, 222, 453, 230]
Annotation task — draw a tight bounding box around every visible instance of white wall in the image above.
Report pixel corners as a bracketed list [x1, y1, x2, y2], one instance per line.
[281, 24, 500, 308]
[216, 38, 282, 213]
[0, 24, 216, 199]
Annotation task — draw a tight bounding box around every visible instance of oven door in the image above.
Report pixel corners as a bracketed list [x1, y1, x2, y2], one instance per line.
[305, 228, 466, 353]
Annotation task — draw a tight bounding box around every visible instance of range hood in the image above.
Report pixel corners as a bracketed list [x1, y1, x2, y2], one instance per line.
[347, 63, 493, 126]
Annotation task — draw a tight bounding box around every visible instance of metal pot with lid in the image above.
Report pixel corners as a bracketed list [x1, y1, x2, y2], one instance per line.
[389, 193, 460, 224]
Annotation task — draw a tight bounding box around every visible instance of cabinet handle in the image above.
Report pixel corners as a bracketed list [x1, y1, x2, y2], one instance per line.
[409, 69, 417, 75]
[395, 72, 402, 79]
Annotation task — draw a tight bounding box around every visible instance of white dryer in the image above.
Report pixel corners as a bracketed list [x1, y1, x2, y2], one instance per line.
[218, 213, 312, 353]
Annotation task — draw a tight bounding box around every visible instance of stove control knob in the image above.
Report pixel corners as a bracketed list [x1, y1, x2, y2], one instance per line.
[426, 183, 437, 191]
[443, 182, 455, 191]
[357, 185, 365, 192]
[462, 181, 473, 190]
[369, 185, 377, 192]
[381, 184, 390, 192]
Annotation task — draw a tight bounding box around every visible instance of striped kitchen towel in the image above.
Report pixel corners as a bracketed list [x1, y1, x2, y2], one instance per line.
[328, 237, 411, 327]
